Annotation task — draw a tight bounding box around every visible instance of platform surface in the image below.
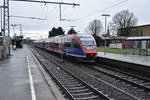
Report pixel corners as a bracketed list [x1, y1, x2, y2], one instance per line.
[0, 45, 65, 100]
[97, 52, 150, 66]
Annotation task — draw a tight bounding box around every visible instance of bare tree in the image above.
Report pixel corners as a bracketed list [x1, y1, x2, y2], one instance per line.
[85, 19, 103, 46]
[110, 10, 138, 36]
[86, 19, 103, 36]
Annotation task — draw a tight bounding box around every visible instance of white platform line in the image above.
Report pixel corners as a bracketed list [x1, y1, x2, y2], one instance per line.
[27, 55, 37, 100]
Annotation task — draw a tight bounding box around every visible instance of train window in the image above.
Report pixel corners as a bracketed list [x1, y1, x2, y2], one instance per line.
[80, 37, 96, 46]
[74, 44, 80, 48]
[54, 43, 59, 48]
[64, 43, 67, 47]
[72, 39, 80, 48]
[64, 42, 71, 47]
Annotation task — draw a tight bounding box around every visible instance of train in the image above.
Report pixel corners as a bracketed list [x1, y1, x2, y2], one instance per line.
[35, 34, 97, 62]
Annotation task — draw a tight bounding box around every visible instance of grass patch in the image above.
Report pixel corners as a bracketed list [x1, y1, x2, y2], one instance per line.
[97, 47, 134, 55]
[97, 47, 150, 55]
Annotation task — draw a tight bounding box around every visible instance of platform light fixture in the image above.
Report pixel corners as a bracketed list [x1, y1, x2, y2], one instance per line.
[102, 14, 110, 55]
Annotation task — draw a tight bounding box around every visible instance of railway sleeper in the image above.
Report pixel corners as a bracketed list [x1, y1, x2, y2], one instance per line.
[67, 86, 86, 90]
[142, 82, 150, 86]
[59, 79, 77, 83]
[64, 83, 82, 87]
[62, 81, 80, 85]
[134, 80, 144, 84]
[70, 88, 90, 94]
[66, 77, 75, 80]
[76, 95, 98, 100]
[72, 91, 94, 97]
[138, 83, 150, 89]
[66, 77, 77, 80]
[59, 78, 76, 82]
[128, 78, 138, 81]
[62, 79, 77, 83]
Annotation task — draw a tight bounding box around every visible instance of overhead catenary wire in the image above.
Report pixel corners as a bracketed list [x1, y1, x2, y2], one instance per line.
[9, 15, 47, 20]
[9, 0, 80, 6]
[73, 0, 129, 22]
[9, 0, 79, 21]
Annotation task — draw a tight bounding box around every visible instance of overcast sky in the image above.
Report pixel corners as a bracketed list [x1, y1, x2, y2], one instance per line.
[0, 0, 150, 39]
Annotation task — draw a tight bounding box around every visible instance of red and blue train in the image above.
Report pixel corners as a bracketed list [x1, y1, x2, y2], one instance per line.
[35, 34, 97, 62]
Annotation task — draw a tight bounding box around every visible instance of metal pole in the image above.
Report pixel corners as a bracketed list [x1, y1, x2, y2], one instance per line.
[59, 4, 61, 21]
[0, 7, 2, 32]
[12, 25, 15, 35]
[11, 24, 17, 36]
[3, 1, 5, 36]
[8, 0, 11, 55]
[104, 16, 106, 55]
[102, 14, 110, 55]
[7, 0, 10, 37]
[13, 26, 15, 36]
[19, 24, 22, 36]
[61, 39, 63, 62]
[146, 40, 148, 56]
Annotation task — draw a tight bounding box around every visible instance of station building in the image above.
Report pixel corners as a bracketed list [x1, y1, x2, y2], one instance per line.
[118, 24, 150, 36]
[103, 24, 150, 56]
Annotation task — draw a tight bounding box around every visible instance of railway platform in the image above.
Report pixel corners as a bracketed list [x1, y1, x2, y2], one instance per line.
[0, 45, 65, 100]
[97, 52, 150, 66]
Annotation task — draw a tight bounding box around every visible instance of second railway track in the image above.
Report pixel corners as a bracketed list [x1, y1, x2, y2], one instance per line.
[72, 63, 150, 100]
[32, 47, 150, 100]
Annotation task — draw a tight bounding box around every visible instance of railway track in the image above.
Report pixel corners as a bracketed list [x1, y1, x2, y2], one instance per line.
[94, 63, 150, 90]
[32, 47, 147, 100]
[67, 62, 150, 100]
[32, 48, 111, 100]
[96, 57, 150, 78]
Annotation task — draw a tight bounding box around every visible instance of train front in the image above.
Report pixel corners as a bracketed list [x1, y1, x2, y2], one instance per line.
[78, 34, 97, 62]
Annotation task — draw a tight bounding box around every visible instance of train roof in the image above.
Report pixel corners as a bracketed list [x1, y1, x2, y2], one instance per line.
[57, 33, 92, 38]
[76, 34, 93, 37]
[37, 34, 94, 42]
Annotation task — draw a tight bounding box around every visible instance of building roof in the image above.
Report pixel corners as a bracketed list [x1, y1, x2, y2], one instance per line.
[134, 24, 150, 28]
[108, 36, 127, 40]
[127, 36, 150, 40]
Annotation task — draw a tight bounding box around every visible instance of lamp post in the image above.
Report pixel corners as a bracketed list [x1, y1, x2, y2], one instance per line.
[11, 24, 17, 37]
[102, 14, 110, 55]
[0, 6, 2, 33]
[18, 24, 22, 36]
[11, 24, 22, 36]
[0, 5, 7, 36]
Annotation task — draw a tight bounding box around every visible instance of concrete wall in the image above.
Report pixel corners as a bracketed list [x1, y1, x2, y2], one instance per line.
[135, 25, 150, 36]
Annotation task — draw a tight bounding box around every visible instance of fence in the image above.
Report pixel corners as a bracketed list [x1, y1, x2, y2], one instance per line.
[125, 40, 150, 56]
[108, 36, 150, 56]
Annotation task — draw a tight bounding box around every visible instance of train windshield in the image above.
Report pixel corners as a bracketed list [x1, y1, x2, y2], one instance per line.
[79, 35, 96, 50]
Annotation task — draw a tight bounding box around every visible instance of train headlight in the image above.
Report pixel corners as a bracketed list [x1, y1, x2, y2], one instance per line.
[83, 45, 96, 50]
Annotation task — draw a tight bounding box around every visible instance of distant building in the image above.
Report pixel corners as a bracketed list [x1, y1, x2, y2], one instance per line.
[118, 24, 150, 36]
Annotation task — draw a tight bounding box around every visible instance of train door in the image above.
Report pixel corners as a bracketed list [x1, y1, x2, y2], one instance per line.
[71, 39, 84, 55]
